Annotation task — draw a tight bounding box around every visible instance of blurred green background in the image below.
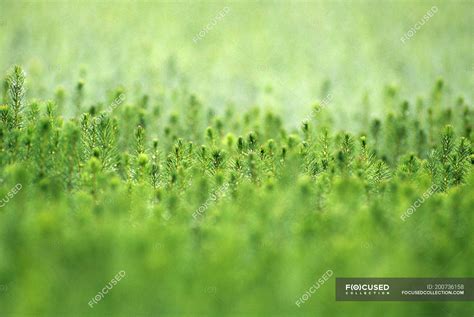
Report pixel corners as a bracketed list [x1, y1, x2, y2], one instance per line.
[0, 0, 472, 127]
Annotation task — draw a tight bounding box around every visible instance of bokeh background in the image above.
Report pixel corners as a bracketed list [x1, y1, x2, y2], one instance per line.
[0, 0, 472, 128]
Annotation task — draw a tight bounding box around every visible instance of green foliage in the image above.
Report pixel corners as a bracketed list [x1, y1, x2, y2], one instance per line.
[7, 66, 25, 130]
[0, 68, 472, 317]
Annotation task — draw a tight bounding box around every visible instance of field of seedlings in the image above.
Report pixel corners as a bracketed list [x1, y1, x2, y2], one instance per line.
[0, 1, 473, 317]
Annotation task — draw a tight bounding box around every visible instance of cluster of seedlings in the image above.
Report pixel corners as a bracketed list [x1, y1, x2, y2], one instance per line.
[0, 67, 472, 203]
[0, 66, 472, 316]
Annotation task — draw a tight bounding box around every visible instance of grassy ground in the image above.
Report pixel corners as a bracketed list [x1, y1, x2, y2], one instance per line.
[0, 1, 473, 316]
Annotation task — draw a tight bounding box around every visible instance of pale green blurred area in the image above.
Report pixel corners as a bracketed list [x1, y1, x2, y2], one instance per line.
[0, 0, 472, 127]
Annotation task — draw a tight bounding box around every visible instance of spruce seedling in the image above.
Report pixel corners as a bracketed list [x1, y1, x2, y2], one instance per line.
[7, 66, 26, 129]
